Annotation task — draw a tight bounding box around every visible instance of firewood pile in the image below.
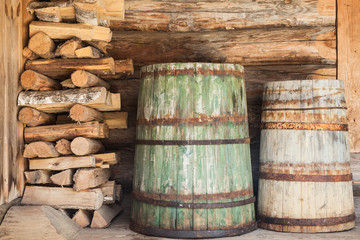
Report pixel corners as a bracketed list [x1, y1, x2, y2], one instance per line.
[18, 0, 129, 229]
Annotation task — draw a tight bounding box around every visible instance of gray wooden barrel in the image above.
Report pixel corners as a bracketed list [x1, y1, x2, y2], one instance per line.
[131, 63, 256, 238]
[257, 79, 355, 232]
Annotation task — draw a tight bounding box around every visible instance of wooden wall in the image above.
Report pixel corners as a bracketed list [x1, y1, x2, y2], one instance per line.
[106, 0, 337, 190]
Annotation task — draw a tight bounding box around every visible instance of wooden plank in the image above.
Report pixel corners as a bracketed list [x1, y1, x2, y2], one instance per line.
[110, 0, 335, 32]
[338, 0, 360, 152]
[18, 87, 120, 113]
[29, 155, 96, 171]
[108, 27, 336, 67]
[24, 121, 109, 143]
[0, 198, 21, 225]
[90, 204, 123, 228]
[25, 57, 115, 79]
[21, 186, 103, 210]
[29, 21, 112, 42]
[73, 168, 111, 191]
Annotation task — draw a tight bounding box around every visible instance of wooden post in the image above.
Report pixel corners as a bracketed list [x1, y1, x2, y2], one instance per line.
[28, 32, 55, 59]
[71, 137, 105, 156]
[55, 139, 73, 155]
[20, 70, 61, 91]
[18, 107, 56, 127]
[71, 70, 110, 89]
[23, 141, 60, 158]
[73, 168, 110, 191]
[69, 104, 104, 123]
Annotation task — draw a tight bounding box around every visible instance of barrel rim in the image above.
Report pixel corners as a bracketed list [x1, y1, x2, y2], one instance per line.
[263, 79, 344, 87]
[140, 62, 244, 72]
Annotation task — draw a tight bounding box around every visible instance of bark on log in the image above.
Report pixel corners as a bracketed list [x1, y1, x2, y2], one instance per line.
[73, 168, 111, 191]
[24, 121, 109, 143]
[34, 7, 62, 23]
[99, 59, 134, 80]
[28, 32, 55, 59]
[18, 107, 56, 127]
[74, 2, 99, 26]
[55, 38, 83, 59]
[71, 70, 109, 89]
[69, 104, 104, 123]
[24, 170, 52, 184]
[55, 139, 73, 155]
[71, 137, 105, 156]
[23, 141, 60, 158]
[20, 70, 61, 91]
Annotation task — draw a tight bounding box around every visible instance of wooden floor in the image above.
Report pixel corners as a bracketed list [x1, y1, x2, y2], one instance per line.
[75, 195, 360, 240]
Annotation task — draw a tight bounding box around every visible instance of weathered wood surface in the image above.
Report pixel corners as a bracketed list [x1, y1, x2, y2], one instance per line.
[55, 139, 73, 155]
[0, 206, 81, 240]
[21, 70, 61, 91]
[72, 209, 92, 228]
[99, 181, 116, 204]
[0, 0, 27, 205]
[28, 32, 55, 59]
[60, 79, 76, 89]
[50, 169, 74, 186]
[29, 155, 96, 171]
[18, 107, 56, 127]
[18, 87, 120, 113]
[25, 57, 115, 79]
[23, 46, 39, 60]
[24, 170, 52, 184]
[108, 27, 336, 66]
[73, 168, 111, 191]
[99, 59, 135, 80]
[75, 46, 103, 58]
[90, 204, 123, 228]
[55, 38, 83, 58]
[0, 198, 21, 225]
[71, 70, 110, 89]
[71, 137, 105, 156]
[338, 0, 360, 152]
[30, 21, 113, 42]
[24, 121, 109, 143]
[69, 104, 104, 123]
[23, 141, 59, 158]
[258, 80, 355, 232]
[22, 186, 103, 210]
[110, 0, 335, 32]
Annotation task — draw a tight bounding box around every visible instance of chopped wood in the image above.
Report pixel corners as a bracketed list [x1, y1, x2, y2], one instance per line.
[73, 168, 111, 191]
[50, 169, 74, 186]
[90, 204, 123, 228]
[71, 70, 109, 89]
[72, 209, 92, 227]
[99, 59, 134, 79]
[60, 79, 76, 89]
[99, 181, 116, 204]
[69, 104, 104, 123]
[85, 41, 110, 55]
[29, 155, 96, 171]
[18, 87, 120, 113]
[18, 107, 56, 127]
[25, 57, 115, 79]
[34, 6, 62, 22]
[115, 184, 122, 202]
[23, 141, 60, 158]
[24, 170, 52, 184]
[24, 121, 109, 143]
[30, 21, 112, 42]
[20, 70, 61, 91]
[27, 1, 73, 14]
[28, 32, 55, 59]
[74, 2, 99, 26]
[22, 186, 103, 210]
[94, 152, 120, 165]
[55, 38, 83, 58]
[55, 139, 73, 155]
[23, 47, 39, 60]
[75, 46, 102, 58]
[71, 137, 104, 156]
[58, 111, 127, 129]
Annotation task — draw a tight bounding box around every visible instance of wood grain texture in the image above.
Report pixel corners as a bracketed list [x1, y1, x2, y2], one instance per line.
[73, 168, 111, 191]
[23, 141, 60, 158]
[90, 204, 123, 228]
[111, 0, 335, 32]
[24, 170, 52, 184]
[29, 155, 96, 171]
[108, 27, 336, 67]
[50, 169, 74, 186]
[337, 0, 360, 152]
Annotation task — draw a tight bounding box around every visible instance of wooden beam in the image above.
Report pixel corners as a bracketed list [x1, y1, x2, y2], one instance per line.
[22, 186, 103, 210]
[24, 170, 52, 184]
[25, 57, 115, 79]
[338, 0, 360, 152]
[29, 155, 96, 171]
[73, 168, 111, 191]
[29, 21, 112, 42]
[18, 87, 120, 113]
[24, 121, 109, 143]
[90, 204, 123, 228]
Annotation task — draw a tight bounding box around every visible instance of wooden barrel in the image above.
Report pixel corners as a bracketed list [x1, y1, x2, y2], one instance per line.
[130, 63, 256, 238]
[258, 79, 355, 233]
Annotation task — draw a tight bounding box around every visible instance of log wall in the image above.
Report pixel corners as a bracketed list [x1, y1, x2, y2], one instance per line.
[105, 0, 337, 190]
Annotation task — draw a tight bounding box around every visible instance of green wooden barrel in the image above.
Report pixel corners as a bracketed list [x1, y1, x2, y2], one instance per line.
[131, 63, 256, 238]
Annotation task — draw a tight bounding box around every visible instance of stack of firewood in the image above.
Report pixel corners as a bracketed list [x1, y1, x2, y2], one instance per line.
[18, 0, 130, 229]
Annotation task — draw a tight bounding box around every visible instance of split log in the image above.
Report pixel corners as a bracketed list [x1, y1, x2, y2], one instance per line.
[99, 181, 116, 204]
[22, 186, 103, 210]
[55, 38, 83, 58]
[34, 7, 62, 22]
[74, 2, 99, 26]
[50, 169, 74, 186]
[71, 70, 109, 89]
[23, 141, 60, 158]
[94, 152, 120, 165]
[28, 32, 55, 59]
[75, 46, 102, 58]
[23, 47, 39, 60]
[55, 139, 73, 155]
[115, 184, 122, 202]
[29, 21, 113, 42]
[18, 107, 56, 127]
[90, 204, 123, 228]
[99, 59, 134, 79]
[27, 1, 75, 22]
[24, 121, 109, 143]
[20, 70, 61, 91]
[18, 87, 120, 113]
[71, 137, 105, 156]
[60, 79, 76, 89]
[85, 41, 110, 55]
[24, 170, 52, 184]
[72, 210, 92, 227]
[30, 155, 96, 171]
[73, 168, 111, 191]
[25, 57, 115, 79]
[69, 104, 104, 123]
